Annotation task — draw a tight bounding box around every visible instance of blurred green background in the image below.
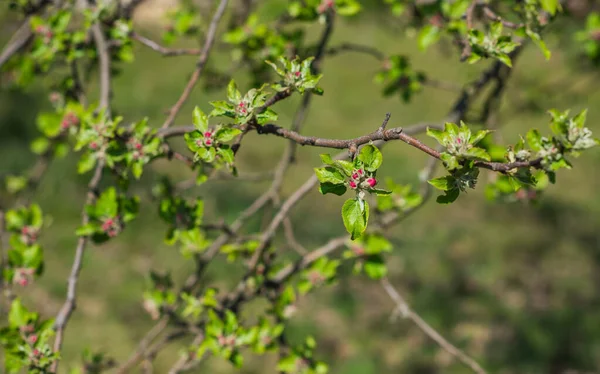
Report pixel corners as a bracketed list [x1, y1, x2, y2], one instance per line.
[2, 1, 600, 373]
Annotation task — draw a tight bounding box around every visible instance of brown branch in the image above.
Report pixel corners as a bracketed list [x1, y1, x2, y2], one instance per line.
[132, 32, 202, 56]
[51, 160, 105, 373]
[161, 0, 230, 129]
[381, 277, 487, 374]
[0, 19, 33, 70]
[325, 42, 385, 61]
[482, 6, 523, 29]
[115, 317, 169, 374]
[91, 23, 111, 113]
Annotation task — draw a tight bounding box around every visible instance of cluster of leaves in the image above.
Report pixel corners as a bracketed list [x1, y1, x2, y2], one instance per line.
[184, 106, 241, 173]
[393, 0, 557, 67]
[223, 14, 304, 74]
[162, 2, 201, 45]
[142, 271, 176, 320]
[2, 205, 45, 288]
[315, 144, 390, 240]
[0, 299, 58, 373]
[376, 178, 423, 213]
[288, 0, 362, 21]
[155, 182, 209, 257]
[467, 22, 520, 67]
[575, 12, 600, 64]
[197, 310, 283, 367]
[267, 56, 324, 95]
[342, 233, 392, 280]
[426, 122, 492, 203]
[374, 55, 425, 102]
[75, 187, 139, 244]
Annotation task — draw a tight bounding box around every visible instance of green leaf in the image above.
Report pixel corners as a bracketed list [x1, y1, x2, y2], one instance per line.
[436, 188, 460, 204]
[5, 175, 28, 194]
[357, 144, 383, 172]
[9, 299, 31, 328]
[319, 182, 347, 196]
[526, 129, 543, 151]
[428, 176, 454, 191]
[215, 128, 242, 143]
[418, 25, 440, 50]
[319, 154, 334, 165]
[336, 1, 362, 16]
[217, 147, 235, 164]
[78, 152, 97, 174]
[540, 0, 560, 15]
[465, 147, 491, 161]
[76, 223, 98, 236]
[255, 108, 278, 125]
[314, 167, 346, 185]
[192, 106, 209, 132]
[496, 53, 512, 68]
[440, 153, 459, 170]
[342, 198, 369, 240]
[363, 255, 387, 279]
[227, 80, 242, 103]
[426, 127, 447, 146]
[470, 130, 491, 145]
[31, 137, 50, 155]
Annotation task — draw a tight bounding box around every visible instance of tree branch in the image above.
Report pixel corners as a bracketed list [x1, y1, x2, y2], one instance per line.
[161, 0, 230, 129]
[381, 277, 487, 374]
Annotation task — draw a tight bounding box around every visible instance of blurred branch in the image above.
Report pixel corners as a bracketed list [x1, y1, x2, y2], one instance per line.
[0, 20, 33, 70]
[51, 160, 105, 373]
[381, 277, 487, 374]
[115, 317, 169, 374]
[161, 0, 230, 129]
[325, 42, 385, 60]
[131, 32, 202, 56]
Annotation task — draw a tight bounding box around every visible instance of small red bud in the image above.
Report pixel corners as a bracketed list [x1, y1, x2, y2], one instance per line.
[135, 143, 142, 150]
[366, 177, 377, 188]
[205, 139, 213, 146]
[29, 335, 38, 344]
[349, 180, 358, 189]
[351, 172, 360, 180]
[32, 348, 40, 356]
[204, 131, 213, 138]
[295, 71, 301, 77]
[90, 141, 98, 150]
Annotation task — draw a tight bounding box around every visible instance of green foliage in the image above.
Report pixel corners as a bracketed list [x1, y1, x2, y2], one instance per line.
[315, 144, 390, 239]
[1, 0, 600, 373]
[374, 55, 425, 102]
[76, 187, 139, 244]
[0, 299, 58, 373]
[266, 56, 324, 94]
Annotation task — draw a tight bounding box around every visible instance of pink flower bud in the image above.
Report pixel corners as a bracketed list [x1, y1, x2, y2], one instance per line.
[90, 141, 98, 150]
[204, 131, 213, 138]
[349, 180, 357, 189]
[135, 143, 142, 150]
[366, 177, 377, 188]
[295, 71, 301, 77]
[205, 139, 213, 146]
[351, 172, 360, 180]
[29, 335, 38, 344]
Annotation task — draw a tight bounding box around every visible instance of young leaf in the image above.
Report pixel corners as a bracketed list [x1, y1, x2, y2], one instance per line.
[192, 106, 209, 132]
[357, 144, 383, 172]
[342, 198, 369, 240]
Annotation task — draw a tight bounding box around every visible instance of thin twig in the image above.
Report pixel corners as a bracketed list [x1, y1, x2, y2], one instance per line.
[381, 277, 487, 374]
[161, 0, 230, 129]
[115, 317, 169, 374]
[51, 160, 105, 373]
[132, 32, 202, 56]
[91, 23, 111, 113]
[0, 19, 33, 69]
